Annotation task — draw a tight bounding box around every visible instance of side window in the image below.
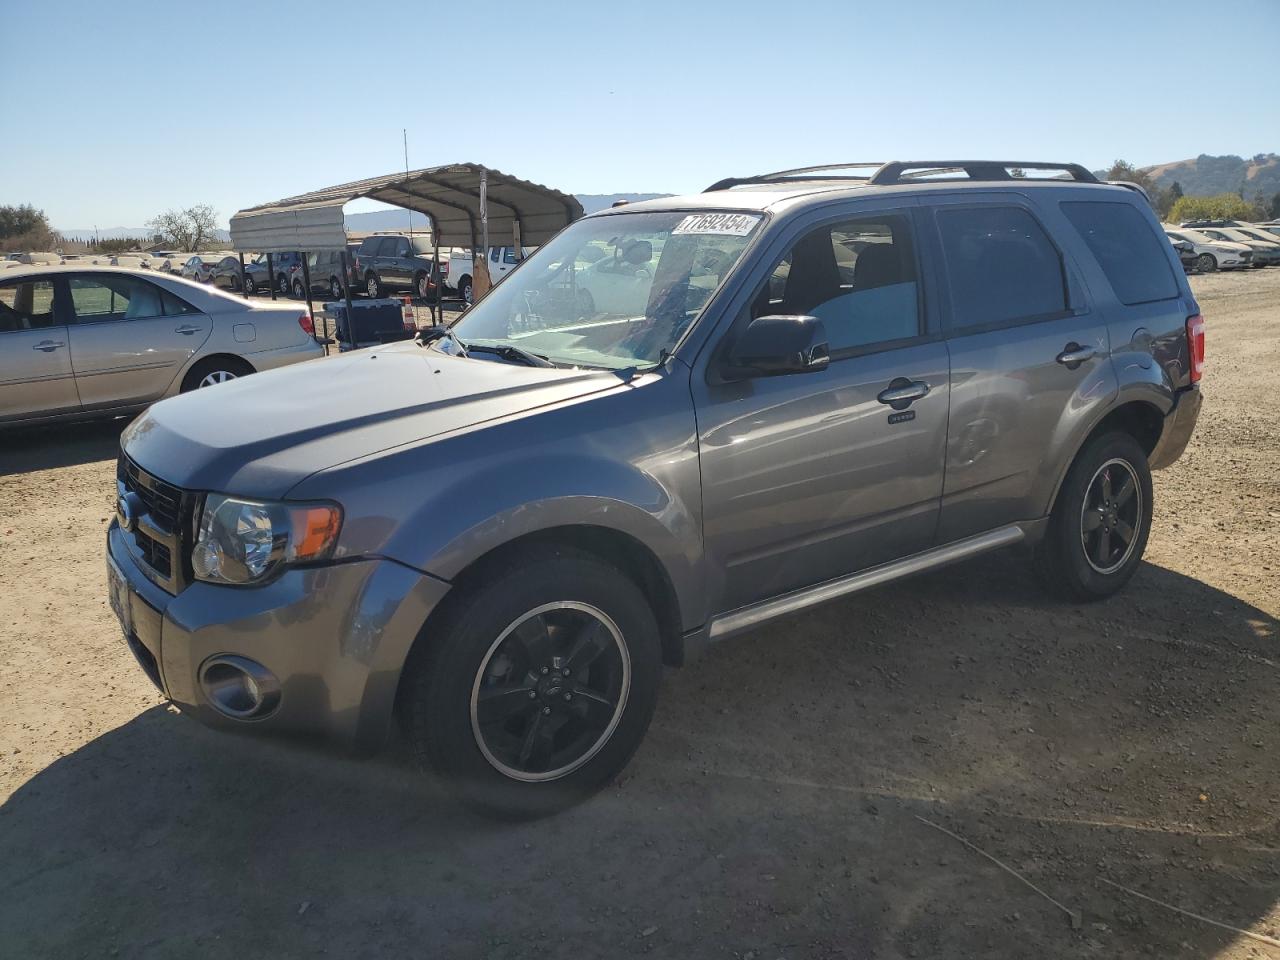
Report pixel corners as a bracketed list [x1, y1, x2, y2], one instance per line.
[750, 213, 921, 352]
[68, 275, 164, 322]
[0, 279, 58, 332]
[393, 238, 410, 258]
[504, 247, 519, 264]
[936, 206, 1067, 330]
[1061, 201, 1179, 305]
[490, 246, 501, 263]
[160, 288, 198, 316]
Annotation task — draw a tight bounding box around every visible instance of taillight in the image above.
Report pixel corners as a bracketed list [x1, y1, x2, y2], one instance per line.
[1186, 313, 1204, 383]
[299, 312, 314, 336]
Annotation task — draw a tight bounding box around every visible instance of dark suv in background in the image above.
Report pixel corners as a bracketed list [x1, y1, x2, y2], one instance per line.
[108, 160, 1203, 816]
[354, 233, 442, 299]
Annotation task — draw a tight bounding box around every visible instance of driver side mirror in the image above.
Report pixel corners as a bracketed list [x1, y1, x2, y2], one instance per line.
[727, 315, 830, 377]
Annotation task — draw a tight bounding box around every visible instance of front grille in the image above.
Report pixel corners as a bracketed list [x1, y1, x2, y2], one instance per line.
[118, 456, 183, 529]
[117, 453, 195, 592]
[136, 532, 173, 578]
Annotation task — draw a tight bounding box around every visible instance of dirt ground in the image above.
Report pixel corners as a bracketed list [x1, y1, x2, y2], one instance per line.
[1, 269, 1277, 960]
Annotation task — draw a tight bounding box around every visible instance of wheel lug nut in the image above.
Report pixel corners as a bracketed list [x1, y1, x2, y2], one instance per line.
[541, 706, 552, 715]
[540, 667, 549, 675]
[528, 690, 537, 699]
[563, 693, 572, 701]
[562, 668, 571, 677]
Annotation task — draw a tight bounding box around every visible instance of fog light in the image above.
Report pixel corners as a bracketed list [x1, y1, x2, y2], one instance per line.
[198, 655, 281, 720]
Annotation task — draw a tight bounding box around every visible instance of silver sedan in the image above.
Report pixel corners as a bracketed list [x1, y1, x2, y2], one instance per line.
[0, 265, 325, 427]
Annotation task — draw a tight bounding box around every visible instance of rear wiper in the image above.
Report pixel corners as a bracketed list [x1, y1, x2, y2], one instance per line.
[465, 343, 556, 368]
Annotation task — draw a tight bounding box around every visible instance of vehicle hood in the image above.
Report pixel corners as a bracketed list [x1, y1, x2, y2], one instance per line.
[121, 341, 623, 498]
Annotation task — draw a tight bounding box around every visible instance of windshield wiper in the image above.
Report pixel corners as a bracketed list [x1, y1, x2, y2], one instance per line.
[464, 343, 557, 368]
[415, 325, 468, 356]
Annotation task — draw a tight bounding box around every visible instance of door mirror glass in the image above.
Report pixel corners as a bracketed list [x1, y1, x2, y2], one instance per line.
[728, 315, 830, 377]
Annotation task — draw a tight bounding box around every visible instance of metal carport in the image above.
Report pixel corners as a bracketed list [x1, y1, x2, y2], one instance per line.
[228, 163, 583, 345]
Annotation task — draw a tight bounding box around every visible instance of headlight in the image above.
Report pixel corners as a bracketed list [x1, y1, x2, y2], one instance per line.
[191, 494, 342, 585]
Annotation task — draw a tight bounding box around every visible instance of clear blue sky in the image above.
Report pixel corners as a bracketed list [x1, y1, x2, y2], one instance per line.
[2, 0, 1276, 230]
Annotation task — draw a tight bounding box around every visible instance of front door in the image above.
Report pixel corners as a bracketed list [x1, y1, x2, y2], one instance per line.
[694, 206, 950, 614]
[0, 275, 79, 422]
[65, 273, 211, 409]
[925, 197, 1116, 542]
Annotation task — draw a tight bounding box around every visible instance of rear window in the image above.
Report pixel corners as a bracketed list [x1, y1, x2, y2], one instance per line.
[1061, 202, 1178, 305]
[936, 206, 1067, 330]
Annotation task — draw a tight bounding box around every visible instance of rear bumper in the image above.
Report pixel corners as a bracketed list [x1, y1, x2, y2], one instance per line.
[245, 338, 326, 372]
[107, 522, 450, 751]
[1149, 384, 1201, 470]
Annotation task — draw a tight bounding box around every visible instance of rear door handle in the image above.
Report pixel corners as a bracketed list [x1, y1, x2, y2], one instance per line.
[877, 378, 931, 410]
[1056, 342, 1096, 368]
[174, 324, 204, 335]
[32, 339, 65, 352]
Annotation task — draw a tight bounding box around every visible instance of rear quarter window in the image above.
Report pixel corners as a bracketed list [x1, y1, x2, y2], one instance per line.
[1061, 201, 1179, 305]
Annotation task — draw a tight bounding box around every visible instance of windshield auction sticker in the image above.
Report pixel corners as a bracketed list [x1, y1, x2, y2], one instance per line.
[672, 213, 761, 236]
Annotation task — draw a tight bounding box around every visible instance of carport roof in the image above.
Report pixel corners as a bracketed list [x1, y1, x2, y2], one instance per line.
[229, 163, 583, 254]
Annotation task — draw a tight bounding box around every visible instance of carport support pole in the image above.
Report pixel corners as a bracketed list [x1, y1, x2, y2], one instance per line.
[300, 254, 315, 339]
[431, 237, 440, 326]
[339, 250, 356, 350]
[238, 252, 249, 300]
[267, 253, 276, 301]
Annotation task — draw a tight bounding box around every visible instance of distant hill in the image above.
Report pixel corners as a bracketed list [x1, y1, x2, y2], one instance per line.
[1139, 153, 1280, 200]
[58, 194, 676, 242]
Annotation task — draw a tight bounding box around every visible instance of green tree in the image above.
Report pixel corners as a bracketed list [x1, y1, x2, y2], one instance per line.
[0, 204, 60, 252]
[93, 236, 148, 254]
[1269, 193, 1280, 219]
[1104, 159, 1157, 194]
[1168, 193, 1256, 224]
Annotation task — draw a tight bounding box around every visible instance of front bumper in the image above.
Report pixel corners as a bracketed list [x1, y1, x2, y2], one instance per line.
[107, 522, 450, 751]
[1149, 384, 1202, 470]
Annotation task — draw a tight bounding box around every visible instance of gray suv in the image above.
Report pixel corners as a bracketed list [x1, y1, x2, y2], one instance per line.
[106, 161, 1203, 816]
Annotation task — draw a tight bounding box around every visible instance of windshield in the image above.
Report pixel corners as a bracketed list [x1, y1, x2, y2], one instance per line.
[447, 210, 762, 370]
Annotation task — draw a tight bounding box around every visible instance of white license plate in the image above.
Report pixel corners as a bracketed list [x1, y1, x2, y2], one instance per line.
[107, 552, 133, 638]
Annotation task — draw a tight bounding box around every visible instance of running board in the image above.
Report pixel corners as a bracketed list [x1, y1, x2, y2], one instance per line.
[707, 525, 1026, 641]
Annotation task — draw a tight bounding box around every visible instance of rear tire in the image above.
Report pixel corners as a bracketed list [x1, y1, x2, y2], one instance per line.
[181, 356, 254, 392]
[400, 545, 663, 818]
[1035, 431, 1153, 602]
[458, 276, 472, 305]
[292, 280, 305, 299]
[366, 273, 382, 299]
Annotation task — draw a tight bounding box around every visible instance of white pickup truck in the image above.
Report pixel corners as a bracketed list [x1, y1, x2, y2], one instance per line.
[446, 246, 529, 303]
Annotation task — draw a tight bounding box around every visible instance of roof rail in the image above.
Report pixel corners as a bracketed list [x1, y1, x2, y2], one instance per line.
[868, 161, 1098, 185]
[704, 162, 883, 193]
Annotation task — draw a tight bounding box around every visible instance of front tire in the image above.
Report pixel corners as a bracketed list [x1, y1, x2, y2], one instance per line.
[401, 546, 662, 818]
[292, 280, 305, 299]
[1196, 253, 1217, 273]
[366, 273, 382, 298]
[1035, 431, 1153, 601]
[329, 277, 343, 300]
[458, 276, 472, 305]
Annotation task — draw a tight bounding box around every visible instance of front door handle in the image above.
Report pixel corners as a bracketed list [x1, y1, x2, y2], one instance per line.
[1056, 342, 1096, 369]
[174, 324, 204, 335]
[877, 378, 931, 410]
[32, 339, 65, 352]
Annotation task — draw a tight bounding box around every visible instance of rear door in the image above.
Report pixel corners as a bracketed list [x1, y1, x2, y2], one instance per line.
[0, 275, 79, 421]
[693, 201, 951, 613]
[65, 273, 211, 409]
[925, 195, 1116, 542]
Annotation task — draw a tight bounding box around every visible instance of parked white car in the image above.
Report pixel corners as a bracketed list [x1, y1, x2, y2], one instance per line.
[1163, 228, 1252, 272]
[1194, 227, 1280, 266]
[447, 246, 530, 303]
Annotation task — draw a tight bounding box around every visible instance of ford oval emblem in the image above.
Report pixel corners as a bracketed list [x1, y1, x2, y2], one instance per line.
[117, 493, 138, 532]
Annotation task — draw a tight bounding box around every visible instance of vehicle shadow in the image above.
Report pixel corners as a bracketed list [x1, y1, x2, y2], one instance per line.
[1, 553, 1276, 959]
[0, 417, 127, 476]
